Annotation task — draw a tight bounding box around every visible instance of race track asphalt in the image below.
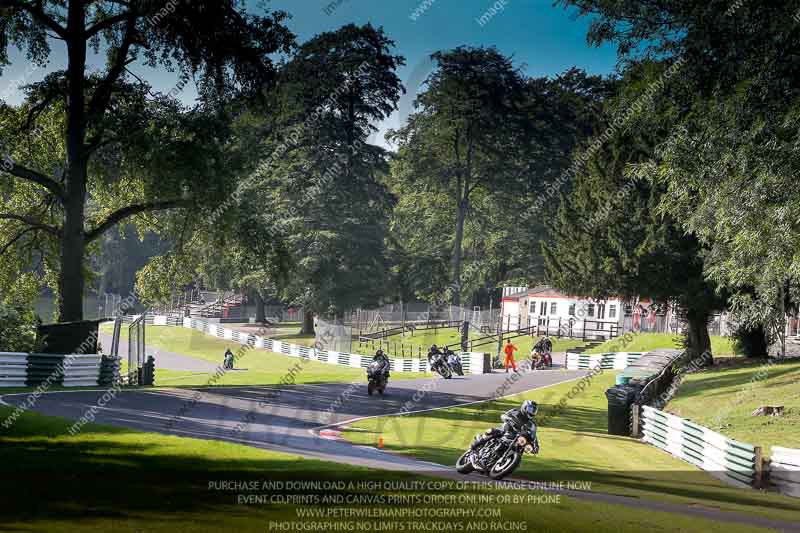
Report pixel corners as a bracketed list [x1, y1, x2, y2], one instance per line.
[0, 369, 584, 469]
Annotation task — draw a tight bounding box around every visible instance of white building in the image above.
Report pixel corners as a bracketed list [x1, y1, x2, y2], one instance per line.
[500, 286, 635, 340]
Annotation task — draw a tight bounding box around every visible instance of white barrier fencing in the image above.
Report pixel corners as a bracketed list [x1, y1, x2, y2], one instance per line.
[121, 314, 183, 326]
[566, 352, 644, 370]
[771, 447, 800, 497]
[640, 405, 762, 489]
[180, 317, 487, 375]
[0, 353, 120, 388]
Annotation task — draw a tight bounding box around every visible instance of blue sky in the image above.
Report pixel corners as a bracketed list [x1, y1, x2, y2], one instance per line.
[0, 0, 618, 146]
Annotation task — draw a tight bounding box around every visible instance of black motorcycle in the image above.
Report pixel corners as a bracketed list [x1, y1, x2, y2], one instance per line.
[455, 428, 538, 480]
[223, 352, 234, 370]
[428, 353, 452, 379]
[446, 351, 464, 376]
[367, 361, 388, 395]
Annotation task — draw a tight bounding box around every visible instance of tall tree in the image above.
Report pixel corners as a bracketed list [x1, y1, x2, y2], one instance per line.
[246, 24, 404, 331]
[560, 0, 800, 353]
[544, 61, 725, 361]
[388, 47, 531, 306]
[0, 0, 293, 321]
[388, 65, 611, 306]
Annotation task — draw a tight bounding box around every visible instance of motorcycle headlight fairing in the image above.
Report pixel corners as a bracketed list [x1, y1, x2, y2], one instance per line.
[516, 436, 528, 447]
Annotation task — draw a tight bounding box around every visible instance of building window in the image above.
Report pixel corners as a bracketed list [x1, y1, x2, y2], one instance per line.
[598, 303, 605, 320]
[550, 302, 557, 315]
[529, 301, 535, 313]
[540, 302, 547, 316]
[587, 303, 595, 318]
[568, 303, 576, 316]
[609, 305, 617, 319]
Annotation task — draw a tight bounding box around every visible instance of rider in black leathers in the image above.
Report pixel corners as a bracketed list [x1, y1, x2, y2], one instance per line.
[533, 336, 552, 353]
[372, 349, 390, 378]
[470, 400, 539, 457]
[427, 344, 443, 370]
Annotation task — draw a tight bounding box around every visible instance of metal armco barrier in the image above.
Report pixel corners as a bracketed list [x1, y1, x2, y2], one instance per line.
[640, 405, 762, 489]
[177, 316, 488, 374]
[566, 352, 644, 370]
[0, 352, 121, 388]
[770, 447, 800, 497]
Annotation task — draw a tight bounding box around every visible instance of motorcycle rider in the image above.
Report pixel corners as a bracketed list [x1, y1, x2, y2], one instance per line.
[470, 400, 540, 458]
[223, 348, 234, 369]
[532, 336, 553, 368]
[372, 349, 391, 378]
[427, 344, 443, 371]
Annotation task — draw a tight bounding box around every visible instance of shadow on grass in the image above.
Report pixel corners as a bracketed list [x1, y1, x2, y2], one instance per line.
[365, 439, 800, 520]
[672, 362, 800, 401]
[0, 411, 430, 528]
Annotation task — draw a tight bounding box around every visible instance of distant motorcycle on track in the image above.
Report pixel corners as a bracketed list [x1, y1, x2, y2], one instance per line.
[443, 347, 464, 376]
[427, 348, 452, 379]
[367, 350, 390, 395]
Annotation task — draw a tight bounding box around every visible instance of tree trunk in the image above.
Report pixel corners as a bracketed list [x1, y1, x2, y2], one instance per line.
[59, 5, 88, 322]
[451, 198, 467, 306]
[59, 194, 87, 322]
[300, 310, 315, 335]
[685, 308, 712, 365]
[253, 291, 266, 323]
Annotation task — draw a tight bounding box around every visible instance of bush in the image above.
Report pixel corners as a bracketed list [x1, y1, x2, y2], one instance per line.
[731, 323, 769, 358]
[0, 303, 39, 352]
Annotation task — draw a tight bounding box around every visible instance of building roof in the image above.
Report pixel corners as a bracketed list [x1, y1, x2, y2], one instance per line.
[502, 285, 629, 301]
[502, 285, 566, 299]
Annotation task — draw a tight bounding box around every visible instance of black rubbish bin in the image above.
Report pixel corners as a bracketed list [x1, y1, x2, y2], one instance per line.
[605, 384, 641, 436]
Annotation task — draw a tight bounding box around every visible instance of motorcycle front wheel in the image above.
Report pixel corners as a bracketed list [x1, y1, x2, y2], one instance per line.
[488, 450, 522, 480]
[456, 451, 475, 474]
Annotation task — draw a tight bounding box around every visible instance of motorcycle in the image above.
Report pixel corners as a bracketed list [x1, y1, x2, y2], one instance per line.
[446, 350, 464, 376]
[428, 353, 452, 379]
[223, 353, 234, 370]
[367, 361, 388, 395]
[455, 428, 538, 480]
[531, 349, 552, 370]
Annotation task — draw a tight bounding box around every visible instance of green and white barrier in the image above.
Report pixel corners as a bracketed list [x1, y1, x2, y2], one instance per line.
[179, 317, 487, 375]
[0, 352, 120, 388]
[641, 405, 759, 489]
[770, 447, 800, 498]
[566, 352, 644, 370]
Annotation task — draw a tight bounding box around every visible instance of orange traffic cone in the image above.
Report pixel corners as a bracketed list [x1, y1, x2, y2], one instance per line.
[378, 436, 384, 449]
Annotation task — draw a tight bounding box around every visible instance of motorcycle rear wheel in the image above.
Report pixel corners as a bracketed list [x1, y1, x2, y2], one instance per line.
[488, 451, 522, 480]
[456, 451, 475, 474]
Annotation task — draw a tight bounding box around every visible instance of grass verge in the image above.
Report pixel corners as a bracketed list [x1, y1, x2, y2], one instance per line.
[104, 325, 431, 387]
[585, 332, 738, 355]
[341, 371, 800, 523]
[665, 357, 800, 450]
[0, 405, 774, 532]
